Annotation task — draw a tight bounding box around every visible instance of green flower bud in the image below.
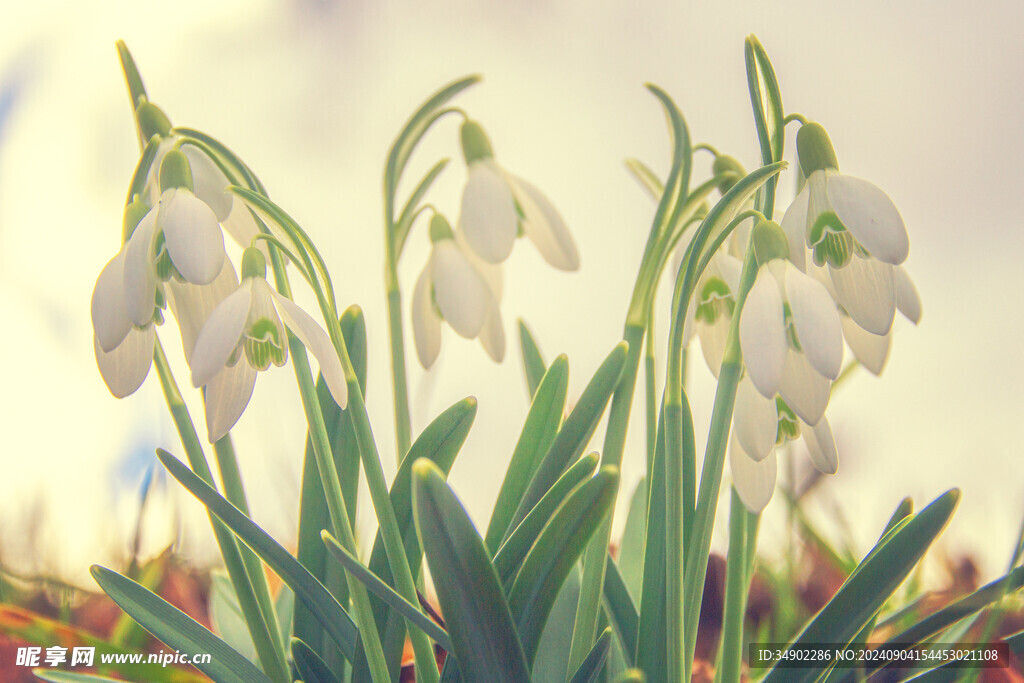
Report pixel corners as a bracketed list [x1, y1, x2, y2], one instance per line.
[241, 246, 267, 280]
[460, 120, 494, 165]
[136, 99, 172, 141]
[122, 197, 150, 244]
[159, 149, 194, 193]
[751, 220, 789, 267]
[429, 213, 455, 243]
[796, 122, 839, 176]
[712, 155, 746, 194]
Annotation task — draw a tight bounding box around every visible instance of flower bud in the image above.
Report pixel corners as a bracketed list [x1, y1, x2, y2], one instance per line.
[712, 155, 746, 194]
[241, 246, 267, 280]
[460, 120, 494, 165]
[429, 213, 455, 243]
[122, 197, 150, 244]
[796, 122, 839, 176]
[751, 220, 789, 266]
[136, 99, 172, 141]
[159, 149, 194, 193]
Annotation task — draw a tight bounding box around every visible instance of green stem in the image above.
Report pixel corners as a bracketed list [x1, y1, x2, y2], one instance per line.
[152, 342, 290, 683]
[644, 308, 657, 478]
[386, 281, 412, 463]
[719, 490, 752, 683]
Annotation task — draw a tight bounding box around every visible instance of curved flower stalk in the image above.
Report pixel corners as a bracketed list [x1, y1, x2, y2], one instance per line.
[189, 248, 347, 442]
[782, 122, 910, 335]
[458, 119, 579, 270]
[411, 214, 504, 368]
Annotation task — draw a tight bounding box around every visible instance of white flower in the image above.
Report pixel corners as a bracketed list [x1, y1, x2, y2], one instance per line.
[457, 120, 579, 270]
[840, 265, 921, 375]
[783, 123, 910, 336]
[189, 250, 347, 442]
[411, 217, 504, 369]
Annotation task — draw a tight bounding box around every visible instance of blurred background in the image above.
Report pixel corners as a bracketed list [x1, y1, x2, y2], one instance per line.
[0, 0, 1021, 590]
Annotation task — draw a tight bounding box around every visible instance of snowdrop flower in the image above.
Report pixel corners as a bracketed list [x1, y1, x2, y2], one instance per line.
[739, 220, 842, 426]
[122, 150, 226, 328]
[840, 265, 922, 375]
[691, 252, 742, 377]
[782, 122, 909, 336]
[457, 119, 579, 270]
[189, 248, 347, 442]
[412, 214, 504, 368]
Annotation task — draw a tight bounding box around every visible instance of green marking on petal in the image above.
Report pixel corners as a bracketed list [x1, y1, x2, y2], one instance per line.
[782, 302, 802, 353]
[775, 399, 800, 445]
[696, 276, 735, 325]
[809, 213, 856, 268]
[152, 231, 181, 282]
[244, 317, 286, 370]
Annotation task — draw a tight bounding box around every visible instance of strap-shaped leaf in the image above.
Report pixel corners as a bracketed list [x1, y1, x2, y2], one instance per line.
[569, 627, 613, 683]
[510, 343, 628, 532]
[517, 319, 549, 398]
[762, 489, 960, 683]
[624, 158, 664, 201]
[291, 638, 341, 683]
[413, 460, 531, 682]
[354, 398, 477, 683]
[637, 406, 668, 678]
[486, 354, 569, 552]
[744, 35, 786, 218]
[323, 532, 453, 653]
[156, 450, 358, 662]
[493, 452, 599, 589]
[90, 566, 271, 683]
[603, 557, 639, 665]
[508, 466, 619, 665]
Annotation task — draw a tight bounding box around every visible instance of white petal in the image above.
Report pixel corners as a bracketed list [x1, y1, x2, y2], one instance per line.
[204, 362, 257, 442]
[799, 416, 838, 475]
[181, 144, 233, 221]
[459, 161, 518, 263]
[730, 435, 777, 513]
[895, 266, 921, 324]
[726, 215, 755, 260]
[479, 293, 506, 362]
[158, 188, 226, 285]
[430, 241, 489, 338]
[785, 264, 843, 379]
[698, 317, 730, 378]
[94, 327, 154, 398]
[508, 175, 579, 271]
[827, 174, 909, 265]
[144, 137, 176, 207]
[411, 266, 442, 369]
[841, 315, 890, 376]
[455, 229, 503, 301]
[780, 188, 809, 271]
[734, 377, 778, 461]
[778, 349, 831, 426]
[272, 290, 348, 409]
[714, 253, 743, 293]
[167, 259, 240, 364]
[829, 257, 896, 335]
[190, 281, 253, 387]
[740, 267, 787, 398]
[92, 251, 133, 353]
[123, 209, 160, 327]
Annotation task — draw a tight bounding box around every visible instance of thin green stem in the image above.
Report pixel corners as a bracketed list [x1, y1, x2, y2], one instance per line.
[152, 342, 290, 683]
[386, 280, 412, 463]
[644, 307, 657, 478]
[719, 490, 752, 683]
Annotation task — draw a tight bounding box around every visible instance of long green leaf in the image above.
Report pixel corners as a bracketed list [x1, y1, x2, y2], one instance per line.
[155, 450, 358, 662]
[618, 478, 648, 601]
[413, 460, 531, 682]
[744, 35, 786, 218]
[323, 532, 453, 653]
[509, 467, 618, 666]
[291, 638, 341, 683]
[510, 343, 628, 533]
[493, 452, 599, 589]
[762, 489, 960, 683]
[636, 405, 668, 678]
[604, 556, 639, 664]
[624, 158, 664, 200]
[352, 398, 476, 683]
[569, 627, 613, 683]
[295, 305, 366, 667]
[486, 354, 569, 552]
[91, 566, 272, 683]
[518, 320, 549, 398]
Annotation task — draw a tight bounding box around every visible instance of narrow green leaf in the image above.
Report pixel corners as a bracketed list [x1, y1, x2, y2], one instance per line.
[604, 556, 639, 664]
[90, 566, 272, 683]
[356, 397, 477, 683]
[569, 627, 612, 683]
[323, 532, 453, 653]
[172, 127, 266, 194]
[209, 571, 258, 664]
[510, 343, 628, 532]
[883, 497, 914, 536]
[486, 354, 568, 552]
[533, 566, 582, 682]
[115, 41, 146, 110]
[156, 450, 358, 662]
[394, 158, 451, 254]
[295, 305, 366, 665]
[618, 478, 648, 601]
[744, 35, 786, 218]
[509, 466, 618, 666]
[613, 669, 646, 682]
[493, 452, 599, 589]
[291, 638, 341, 683]
[636, 406, 668, 678]
[624, 158, 664, 201]
[762, 489, 960, 683]
[518, 319, 549, 399]
[33, 672, 127, 683]
[413, 460, 531, 682]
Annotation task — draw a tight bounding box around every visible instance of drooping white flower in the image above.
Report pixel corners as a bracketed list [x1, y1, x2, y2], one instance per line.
[189, 248, 347, 442]
[839, 264, 922, 375]
[691, 252, 742, 377]
[782, 122, 909, 336]
[411, 215, 504, 369]
[457, 120, 579, 270]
